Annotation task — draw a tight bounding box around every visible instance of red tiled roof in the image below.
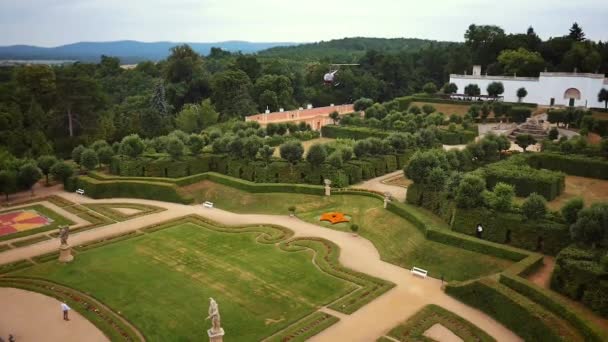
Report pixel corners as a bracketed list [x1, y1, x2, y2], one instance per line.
[245, 104, 354, 123]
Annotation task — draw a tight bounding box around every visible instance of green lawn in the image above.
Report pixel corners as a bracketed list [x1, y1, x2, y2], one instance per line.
[183, 181, 513, 281]
[14, 223, 354, 341]
[0, 204, 74, 242]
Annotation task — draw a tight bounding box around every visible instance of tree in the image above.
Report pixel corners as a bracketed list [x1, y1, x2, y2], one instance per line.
[548, 127, 559, 140]
[80, 148, 99, 171]
[405, 149, 449, 184]
[119, 134, 145, 158]
[0, 170, 17, 201]
[488, 182, 514, 211]
[569, 22, 585, 42]
[306, 144, 327, 166]
[422, 104, 436, 115]
[486, 82, 504, 97]
[561, 197, 584, 225]
[350, 224, 359, 235]
[188, 134, 205, 155]
[37, 155, 58, 185]
[18, 163, 42, 196]
[175, 99, 219, 133]
[279, 141, 304, 164]
[480, 102, 491, 120]
[257, 145, 275, 163]
[497, 48, 545, 77]
[166, 137, 185, 160]
[71, 145, 85, 165]
[150, 80, 170, 116]
[327, 151, 343, 168]
[516, 134, 536, 152]
[95, 146, 113, 166]
[90, 139, 110, 152]
[465, 24, 507, 66]
[464, 84, 481, 97]
[517, 87, 528, 102]
[443, 83, 458, 94]
[522, 193, 547, 220]
[210, 69, 256, 119]
[570, 203, 608, 248]
[50, 161, 74, 186]
[329, 111, 340, 124]
[288, 205, 296, 216]
[423, 82, 438, 95]
[456, 174, 486, 208]
[598, 88, 608, 109]
[164, 44, 210, 111]
[354, 98, 374, 111]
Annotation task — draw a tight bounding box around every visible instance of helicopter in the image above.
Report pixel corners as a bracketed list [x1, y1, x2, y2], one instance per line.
[323, 64, 360, 86]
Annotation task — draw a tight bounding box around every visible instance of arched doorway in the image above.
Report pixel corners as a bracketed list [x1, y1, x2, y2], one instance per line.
[563, 88, 581, 107]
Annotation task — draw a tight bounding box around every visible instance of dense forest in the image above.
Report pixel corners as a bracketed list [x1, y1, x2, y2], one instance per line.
[0, 23, 606, 159]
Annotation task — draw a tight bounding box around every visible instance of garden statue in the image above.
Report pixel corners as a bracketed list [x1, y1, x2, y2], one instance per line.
[206, 297, 225, 341]
[59, 225, 69, 245]
[324, 179, 332, 196]
[58, 225, 73, 263]
[384, 192, 391, 209]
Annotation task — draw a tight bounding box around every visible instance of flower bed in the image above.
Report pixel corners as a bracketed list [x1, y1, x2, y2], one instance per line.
[319, 212, 350, 224]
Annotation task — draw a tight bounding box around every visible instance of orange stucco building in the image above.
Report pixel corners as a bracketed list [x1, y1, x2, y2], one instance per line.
[245, 104, 356, 131]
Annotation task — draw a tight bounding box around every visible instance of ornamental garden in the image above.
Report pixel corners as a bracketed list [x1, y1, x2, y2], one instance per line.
[0, 95, 607, 342]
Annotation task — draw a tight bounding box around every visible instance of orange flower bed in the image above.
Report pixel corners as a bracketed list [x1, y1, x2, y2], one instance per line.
[319, 212, 350, 224]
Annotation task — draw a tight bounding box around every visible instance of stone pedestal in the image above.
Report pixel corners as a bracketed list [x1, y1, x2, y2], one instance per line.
[208, 328, 225, 342]
[58, 244, 73, 263]
[324, 179, 332, 196]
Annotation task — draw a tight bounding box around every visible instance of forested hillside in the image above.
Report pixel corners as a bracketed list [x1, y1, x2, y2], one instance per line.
[257, 37, 450, 62]
[0, 23, 606, 160]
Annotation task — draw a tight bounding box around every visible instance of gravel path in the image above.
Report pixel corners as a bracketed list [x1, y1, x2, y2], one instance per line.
[350, 170, 408, 202]
[0, 193, 521, 342]
[0, 287, 109, 342]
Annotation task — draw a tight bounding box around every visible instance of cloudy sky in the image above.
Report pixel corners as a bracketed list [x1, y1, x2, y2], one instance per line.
[1, 0, 607, 46]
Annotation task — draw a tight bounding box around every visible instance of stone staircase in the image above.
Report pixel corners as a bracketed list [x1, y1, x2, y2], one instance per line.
[508, 118, 548, 140]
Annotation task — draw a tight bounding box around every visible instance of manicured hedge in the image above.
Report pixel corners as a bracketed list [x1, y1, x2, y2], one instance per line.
[387, 201, 529, 262]
[500, 273, 608, 342]
[321, 125, 389, 140]
[445, 278, 581, 341]
[479, 158, 565, 200]
[438, 128, 477, 145]
[451, 207, 570, 255]
[75, 176, 193, 204]
[526, 153, 608, 180]
[551, 246, 608, 318]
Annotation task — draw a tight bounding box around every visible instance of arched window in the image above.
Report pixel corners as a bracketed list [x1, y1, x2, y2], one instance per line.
[563, 88, 581, 100]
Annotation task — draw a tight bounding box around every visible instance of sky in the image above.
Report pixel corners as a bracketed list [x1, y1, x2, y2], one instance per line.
[0, 0, 607, 46]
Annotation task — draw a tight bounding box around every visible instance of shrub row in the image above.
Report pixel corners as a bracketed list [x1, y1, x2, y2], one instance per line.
[408, 96, 538, 108]
[384, 304, 496, 342]
[479, 158, 565, 200]
[74, 176, 193, 204]
[108, 152, 412, 188]
[500, 273, 608, 342]
[386, 201, 529, 262]
[268, 312, 339, 342]
[526, 153, 608, 180]
[451, 207, 570, 255]
[551, 246, 608, 318]
[322, 124, 476, 145]
[445, 278, 581, 341]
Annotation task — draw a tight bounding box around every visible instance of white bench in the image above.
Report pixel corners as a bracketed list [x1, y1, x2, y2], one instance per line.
[203, 201, 214, 208]
[410, 266, 428, 279]
[75, 189, 85, 195]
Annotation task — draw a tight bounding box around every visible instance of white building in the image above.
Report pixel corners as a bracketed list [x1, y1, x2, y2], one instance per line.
[449, 66, 608, 108]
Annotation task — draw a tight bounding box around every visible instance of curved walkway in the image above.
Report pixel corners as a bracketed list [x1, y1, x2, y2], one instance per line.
[0, 287, 108, 342]
[350, 170, 408, 202]
[0, 193, 521, 342]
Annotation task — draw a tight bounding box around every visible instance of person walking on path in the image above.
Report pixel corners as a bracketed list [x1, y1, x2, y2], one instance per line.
[61, 302, 71, 321]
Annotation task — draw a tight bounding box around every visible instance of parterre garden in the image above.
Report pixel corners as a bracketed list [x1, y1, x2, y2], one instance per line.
[1, 96, 608, 341]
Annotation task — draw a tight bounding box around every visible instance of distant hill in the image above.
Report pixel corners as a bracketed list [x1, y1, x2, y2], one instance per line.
[0, 40, 296, 64]
[257, 37, 453, 62]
